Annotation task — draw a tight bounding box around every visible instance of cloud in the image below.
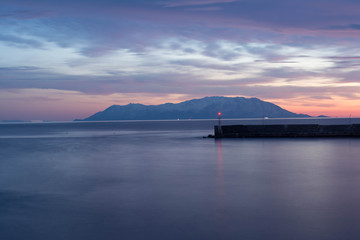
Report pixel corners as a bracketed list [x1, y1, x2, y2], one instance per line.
[169, 59, 242, 71]
[325, 24, 360, 31]
[3, 0, 360, 119]
[161, 0, 238, 7]
[0, 34, 44, 48]
[3, 0, 360, 61]
[0, 10, 49, 19]
[323, 55, 360, 70]
[186, 7, 222, 11]
[202, 41, 243, 61]
[0, 66, 42, 71]
[328, 56, 360, 60]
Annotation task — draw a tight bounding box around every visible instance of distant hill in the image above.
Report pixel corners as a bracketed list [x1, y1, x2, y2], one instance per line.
[78, 96, 310, 121]
[1, 120, 28, 123]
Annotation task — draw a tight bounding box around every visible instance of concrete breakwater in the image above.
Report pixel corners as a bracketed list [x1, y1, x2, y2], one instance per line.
[213, 124, 360, 138]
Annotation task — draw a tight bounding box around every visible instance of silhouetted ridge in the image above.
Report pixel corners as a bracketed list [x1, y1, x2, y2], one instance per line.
[78, 96, 310, 121]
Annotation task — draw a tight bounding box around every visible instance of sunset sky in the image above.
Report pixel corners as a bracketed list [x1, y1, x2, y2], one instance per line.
[1, 0, 360, 120]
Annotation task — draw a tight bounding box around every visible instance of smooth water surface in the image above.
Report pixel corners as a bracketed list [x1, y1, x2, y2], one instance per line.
[1, 119, 360, 240]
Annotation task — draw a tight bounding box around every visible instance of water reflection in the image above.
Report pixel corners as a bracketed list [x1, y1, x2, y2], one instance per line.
[216, 140, 224, 199]
[215, 139, 227, 235]
[3, 122, 360, 239]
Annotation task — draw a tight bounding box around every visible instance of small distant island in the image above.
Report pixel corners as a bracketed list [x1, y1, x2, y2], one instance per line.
[77, 96, 311, 121]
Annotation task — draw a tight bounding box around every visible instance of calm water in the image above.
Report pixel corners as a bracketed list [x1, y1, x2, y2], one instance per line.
[1, 119, 360, 240]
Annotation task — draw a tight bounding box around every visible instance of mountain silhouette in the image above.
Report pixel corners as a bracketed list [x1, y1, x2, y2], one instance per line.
[78, 96, 310, 121]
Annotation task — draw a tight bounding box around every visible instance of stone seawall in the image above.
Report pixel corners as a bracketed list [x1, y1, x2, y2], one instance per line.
[214, 124, 360, 138]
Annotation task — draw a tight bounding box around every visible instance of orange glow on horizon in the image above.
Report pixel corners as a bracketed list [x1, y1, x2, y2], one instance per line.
[2, 89, 360, 120]
[272, 96, 360, 118]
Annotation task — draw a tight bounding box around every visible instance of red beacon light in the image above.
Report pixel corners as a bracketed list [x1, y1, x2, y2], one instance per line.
[217, 112, 222, 126]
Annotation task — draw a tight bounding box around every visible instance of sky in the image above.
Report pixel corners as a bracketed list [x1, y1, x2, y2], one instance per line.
[1, 0, 360, 120]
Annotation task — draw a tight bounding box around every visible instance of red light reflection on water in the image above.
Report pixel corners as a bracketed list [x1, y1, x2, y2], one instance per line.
[216, 140, 225, 198]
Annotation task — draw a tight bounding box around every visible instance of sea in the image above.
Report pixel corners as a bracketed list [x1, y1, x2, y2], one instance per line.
[1, 118, 360, 240]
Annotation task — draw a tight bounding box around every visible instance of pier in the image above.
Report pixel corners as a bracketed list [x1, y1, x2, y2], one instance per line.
[213, 124, 360, 138]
